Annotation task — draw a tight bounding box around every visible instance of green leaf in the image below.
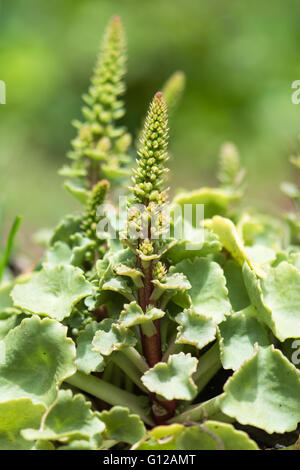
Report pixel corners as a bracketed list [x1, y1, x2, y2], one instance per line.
[0, 282, 17, 313]
[170, 258, 231, 324]
[218, 307, 270, 370]
[11, 264, 92, 321]
[221, 345, 300, 433]
[133, 421, 258, 450]
[141, 352, 198, 401]
[50, 214, 82, 245]
[172, 187, 238, 219]
[223, 260, 250, 311]
[237, 212, 288, 251]
[205, 216, 257, 271]
[245, 244, 276, 266]
[100, 406, 146, 445]
[102, 163, 130, 180]
[166, 219, 221, 263]
[0, 316, 76, 405]
[102, 276, 134, 301]
[58, 165, 87, 178]
[151, 272, 191, 302]
[92, 319, 136, 356]
[114, 263, 144, 288]
[243, 261, 300, 341]
[0, 398, 46, 450]
[64, 180, 90, 204]
[44, 242, 72, 265]
[175, 421, 258, 450]
[22, 390, 105, 444]
[175, 309, 216, 350]
[119, 301, 165, 328]
[58, 438, 101, 450]
[76, 321, 105, 374]
[0, 312, 21, 340]
[70, 233, 95, 267]
[132, 423, 184, 450]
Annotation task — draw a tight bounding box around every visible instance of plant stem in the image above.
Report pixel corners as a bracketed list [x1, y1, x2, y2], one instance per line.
[138, 259, 162, 368]
[161, 335, 181, 362]
[65, 371, 153, 426]
[193, 342, 222, 392]
[169, 394, 232, 424]
[111, 351, 148, 392]
[137, 255, 176, 422]
[122, 346, 148, 373]
[0, 216, 22, 283]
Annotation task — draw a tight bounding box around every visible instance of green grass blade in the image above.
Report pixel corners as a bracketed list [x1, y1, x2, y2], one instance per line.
[0, 215, 22, 282]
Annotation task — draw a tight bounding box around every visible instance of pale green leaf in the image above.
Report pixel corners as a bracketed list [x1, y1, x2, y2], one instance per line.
[243, 261, 300, 341]
[119, 301, 165, 328]
[50, 214, 82, 245]
[76, 321, 105, 374]
[166, 219, 221, 263]
[22, 390, 105, 444]
[114, 263, 144, 288]
[100, 406, 146, 445]
[11, 264, 92, 321]
[205, 216, 258, 272]
[0, 316, 76, 405]
[70, 233, 95, 267]
[175, 309, 216, 350]
[172, 187, 238, 219]
[92, 319, 136, 356]
[237, 212, 288, 251]
[0, 313, 19, 340]
[142, 352, 198, 401]
[44, 242, 72, 266]
[64, 180, 90, 204]
[221, 345, 300, 433]
[223, 260, 250, 311]
[151, 272, 191, 302]
[218, 306, 270, 370]
[132, 423, 183, 450]
[0, 282, 17, 313]
[102, 276, 134, 301]
[0, 398, 46, 450]
[170, 258, 231, 324]
[133, 421, 258, 450]
[175, 421, 258, 450]
[245, 244, 276, 266]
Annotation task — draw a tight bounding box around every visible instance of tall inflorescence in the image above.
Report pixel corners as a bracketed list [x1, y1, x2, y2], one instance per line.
[81, 179, 110, 241]
[128, 91, 170, 263]
[81, 179, 110, 264]
[131, 91, 169, 205]
[60, 16, 131, 190]
[124, 92, 170, 369]
[161, 71, 185, 118]
[217, 141, 245, 190]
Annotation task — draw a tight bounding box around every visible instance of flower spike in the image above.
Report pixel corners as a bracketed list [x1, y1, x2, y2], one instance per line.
[130, 92, 169, 205]
[61, 16, 131, 191]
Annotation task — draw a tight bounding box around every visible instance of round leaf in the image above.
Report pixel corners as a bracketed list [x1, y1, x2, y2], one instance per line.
[0, 316, 76, 405]
[221, 345, 300, 433]
[11, 264, 92, 321]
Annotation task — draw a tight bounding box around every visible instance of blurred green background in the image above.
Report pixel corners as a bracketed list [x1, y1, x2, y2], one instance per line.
[1, 0, 300, 255]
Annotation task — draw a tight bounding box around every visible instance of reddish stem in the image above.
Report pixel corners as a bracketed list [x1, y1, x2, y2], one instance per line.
[138, 257, 176, 423]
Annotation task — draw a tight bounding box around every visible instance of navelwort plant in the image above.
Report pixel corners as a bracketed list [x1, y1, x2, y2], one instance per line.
[0, 16, 300, 450]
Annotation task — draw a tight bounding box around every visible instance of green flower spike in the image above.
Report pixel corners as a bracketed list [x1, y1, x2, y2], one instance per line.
[130, 92, 169, 205]
[161, 71, 185, 117]
[61, 16, 130, 190]
[217, 142, 245, 190]
[81, 179, 110, 242]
